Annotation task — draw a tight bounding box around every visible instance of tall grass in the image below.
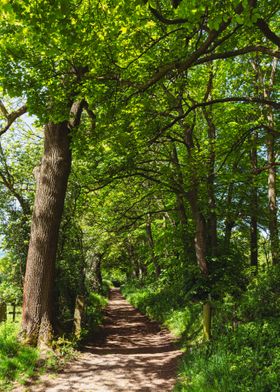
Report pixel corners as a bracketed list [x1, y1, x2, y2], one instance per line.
[0, 322, 39, 390]
[175, 320, 280, 391]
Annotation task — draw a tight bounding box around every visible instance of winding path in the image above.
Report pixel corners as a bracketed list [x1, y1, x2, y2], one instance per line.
[18, 288, 182, 391]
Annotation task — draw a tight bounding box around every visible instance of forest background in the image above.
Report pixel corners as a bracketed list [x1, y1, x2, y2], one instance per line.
[0, 0, 279, 390]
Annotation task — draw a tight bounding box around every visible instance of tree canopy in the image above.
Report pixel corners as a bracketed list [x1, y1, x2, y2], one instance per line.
[0, 0, 279, 388]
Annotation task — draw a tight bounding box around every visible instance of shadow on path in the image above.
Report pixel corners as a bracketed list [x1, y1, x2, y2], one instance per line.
[14, 288, 182, 391]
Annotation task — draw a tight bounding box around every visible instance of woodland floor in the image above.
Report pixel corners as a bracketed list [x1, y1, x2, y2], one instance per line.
[14, 288, 182, 391]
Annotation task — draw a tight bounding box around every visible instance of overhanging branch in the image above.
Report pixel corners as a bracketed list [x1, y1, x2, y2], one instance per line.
[256, 19, 280, 47]
[0, 101, 27, 136]
[194, 45, 280, 65]
[149, 96, 280, 144]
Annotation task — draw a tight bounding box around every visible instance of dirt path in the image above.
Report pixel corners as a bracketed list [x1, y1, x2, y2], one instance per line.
[17, 288, 182, 391]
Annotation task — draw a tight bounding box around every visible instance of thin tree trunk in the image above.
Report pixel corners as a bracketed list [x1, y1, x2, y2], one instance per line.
[184, 128, 209, 275]
[264, 59, 279, 265]
[73, 295, 85, 339]
[267, 131, 279, 265]
[146, 215, 161, 277]
[127, 240, 140, 279]
[250, 131, 258, 268]
[188, 189, 208, 276]
[21, 102, 83, 347]
[223, 161, 239, 253]
[171, 144, 191, 260]
[203, 72, 218, 258]
[205, 126, 218, 257]
[90, 253, 103, 293]
[0, 302, 7, 322]
[184, 125, 211, 339]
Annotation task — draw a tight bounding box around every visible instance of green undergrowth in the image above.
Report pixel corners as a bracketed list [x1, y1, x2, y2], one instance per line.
[122, 280, 202, 341]
[0, 322, 39, 391]
[0, 289, 109, 390]
[175, 319, 280, 392]
[83, 290, 108, 340]
[122, 267, 280, 392]
[0, 322, 81, 391]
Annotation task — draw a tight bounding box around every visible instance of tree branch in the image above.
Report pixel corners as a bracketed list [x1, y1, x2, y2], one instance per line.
[253, 162, 280, 175]
[138, 22, 230, 92]
[0, 101, 27, 136]
[149, 96, 280, 144]
[149, 5, 188, 25]
[256, 19, 280, 47]
[194, 45, 280, 66]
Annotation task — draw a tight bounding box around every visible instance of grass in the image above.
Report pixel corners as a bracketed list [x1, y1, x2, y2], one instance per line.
[0, 288, 109, 390]
[175, 320, 280, 392]
[0, 322, 39, 391]
[122, 278, 280, 392]
[122, 281, 202, 342]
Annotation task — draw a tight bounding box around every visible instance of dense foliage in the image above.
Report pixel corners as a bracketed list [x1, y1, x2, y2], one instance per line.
[0, 0, 279, 389]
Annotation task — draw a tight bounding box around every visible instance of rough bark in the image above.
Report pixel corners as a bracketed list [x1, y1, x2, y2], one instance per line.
[20, 102, 83, 347]
[21, 121, 71, 347]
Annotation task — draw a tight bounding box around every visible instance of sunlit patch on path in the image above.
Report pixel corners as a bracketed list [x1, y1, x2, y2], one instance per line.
[15, 288, 182, 391]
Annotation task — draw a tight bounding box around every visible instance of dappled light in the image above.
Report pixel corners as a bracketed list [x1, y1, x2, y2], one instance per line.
[1, 1, 280, 390]
[15, 289, 181, 391]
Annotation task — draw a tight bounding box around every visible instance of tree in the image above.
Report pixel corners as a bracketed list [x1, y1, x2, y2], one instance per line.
[0, 0, 279, 348]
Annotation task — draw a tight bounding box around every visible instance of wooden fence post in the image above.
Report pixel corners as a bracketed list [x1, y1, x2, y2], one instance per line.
[0, 302, 7, 322]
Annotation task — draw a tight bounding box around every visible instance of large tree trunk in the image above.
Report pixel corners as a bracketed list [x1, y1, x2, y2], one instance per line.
[21, 102, 83, 347]
[21, 121, 71, 347]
